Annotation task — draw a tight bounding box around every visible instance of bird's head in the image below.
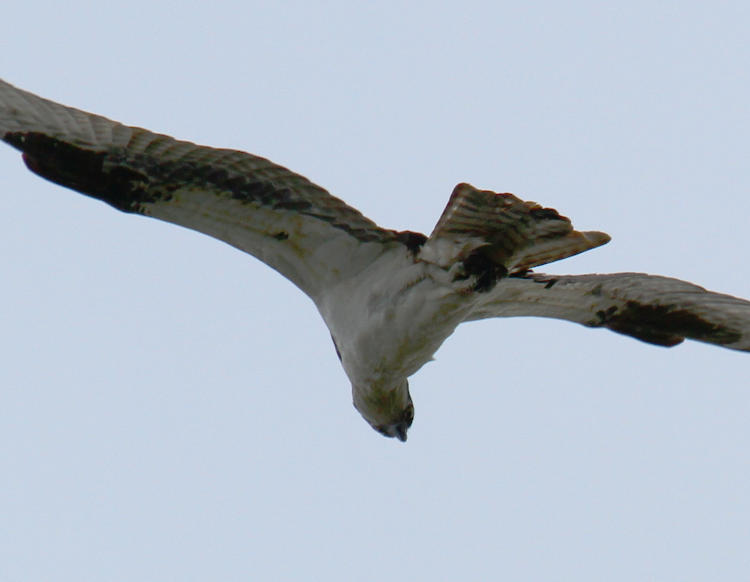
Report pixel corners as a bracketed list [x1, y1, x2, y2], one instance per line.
[353, 379, 414, 442]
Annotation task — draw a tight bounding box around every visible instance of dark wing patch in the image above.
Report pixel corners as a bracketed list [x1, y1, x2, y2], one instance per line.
[0, 78, 424, 298]
[604, 301, 742, 347]
[467, 272, 750, 352]
[8, 132, 156, 211]
[599, 300, 742, 348]
[5, 130, 391, 244]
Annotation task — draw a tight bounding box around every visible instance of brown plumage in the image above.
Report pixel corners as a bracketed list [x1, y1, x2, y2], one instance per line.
[2, 77, 749, 441]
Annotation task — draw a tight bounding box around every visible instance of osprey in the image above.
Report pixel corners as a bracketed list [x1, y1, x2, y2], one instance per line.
[2, 79, 749, 441]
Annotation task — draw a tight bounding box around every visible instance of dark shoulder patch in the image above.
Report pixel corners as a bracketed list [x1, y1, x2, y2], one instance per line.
[393, 230, 428, 254]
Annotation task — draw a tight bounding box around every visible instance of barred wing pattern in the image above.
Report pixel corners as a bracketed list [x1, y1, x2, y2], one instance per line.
[0, 79, 399, 299]
[467, 272, 750, 351]
[3, 77, 750, 441]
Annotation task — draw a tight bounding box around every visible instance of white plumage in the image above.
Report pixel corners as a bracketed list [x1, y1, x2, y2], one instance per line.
[2, 78, 749, 441]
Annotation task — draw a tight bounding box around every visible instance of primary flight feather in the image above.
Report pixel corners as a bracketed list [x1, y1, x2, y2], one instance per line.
[2, 78, 749, 441]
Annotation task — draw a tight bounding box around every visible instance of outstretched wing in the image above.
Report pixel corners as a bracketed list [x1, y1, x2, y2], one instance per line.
[0, 78, 400, 300]
[466, 272, 750, 351]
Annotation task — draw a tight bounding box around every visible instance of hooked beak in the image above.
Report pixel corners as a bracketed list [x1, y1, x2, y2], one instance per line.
[374, 420, 410, 442]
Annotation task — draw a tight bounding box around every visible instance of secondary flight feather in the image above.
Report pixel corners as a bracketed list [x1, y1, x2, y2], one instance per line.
[2, 78, 749, 441]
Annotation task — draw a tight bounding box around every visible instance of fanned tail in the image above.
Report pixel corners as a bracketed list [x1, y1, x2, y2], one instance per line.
[420, 183, 610, 290]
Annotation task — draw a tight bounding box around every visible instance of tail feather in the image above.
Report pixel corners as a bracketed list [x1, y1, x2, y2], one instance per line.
[511, 229, 611, 273]
[423, 182, 610, 274]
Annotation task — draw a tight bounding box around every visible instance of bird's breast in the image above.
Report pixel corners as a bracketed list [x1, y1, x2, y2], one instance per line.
[318, 252, 472, 388]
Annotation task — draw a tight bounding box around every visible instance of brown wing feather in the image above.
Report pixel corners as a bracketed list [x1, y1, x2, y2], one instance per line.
[0, 78, 402, 298]
[467, 272, 750, 352]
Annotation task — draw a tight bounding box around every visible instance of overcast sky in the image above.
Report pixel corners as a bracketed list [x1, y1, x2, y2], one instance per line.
[2, 1, 750, 580]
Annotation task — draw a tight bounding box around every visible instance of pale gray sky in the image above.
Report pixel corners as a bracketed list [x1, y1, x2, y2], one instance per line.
[2, 1, 749, 580]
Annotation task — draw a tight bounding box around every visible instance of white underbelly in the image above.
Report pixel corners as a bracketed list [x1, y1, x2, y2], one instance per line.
[317, 254, 472, 388]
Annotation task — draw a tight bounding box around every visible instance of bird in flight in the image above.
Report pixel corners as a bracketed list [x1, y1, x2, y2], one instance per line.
[2, 78, 749, 441]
